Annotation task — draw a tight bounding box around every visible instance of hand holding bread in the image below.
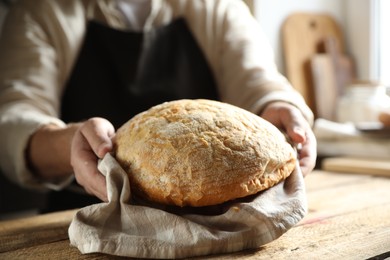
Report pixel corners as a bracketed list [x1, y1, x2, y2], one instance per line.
[260, 101, 317, 177]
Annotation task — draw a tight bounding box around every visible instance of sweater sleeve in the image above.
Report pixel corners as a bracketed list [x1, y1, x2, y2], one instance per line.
[213, 0, 314, 123]
[0, 0, 85, 190]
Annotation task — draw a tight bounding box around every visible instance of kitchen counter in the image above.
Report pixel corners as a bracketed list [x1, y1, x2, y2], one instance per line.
[1, 170, 390, 259]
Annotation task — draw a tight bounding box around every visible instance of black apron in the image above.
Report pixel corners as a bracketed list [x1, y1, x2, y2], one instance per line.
[45, 18, 219, 212]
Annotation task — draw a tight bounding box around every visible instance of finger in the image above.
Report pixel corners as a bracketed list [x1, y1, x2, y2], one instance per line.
[72, 154, 108, 201]
[297, 132, 317, 176]
[85, 176, 108, 202]
[76, 158, 108, 201]
[79, 118, 115, 158]
[262, 102, 307, 144]
[283, 109, 308, 144]
[299, 156, 315, 177]
[71, 128, 108, 201]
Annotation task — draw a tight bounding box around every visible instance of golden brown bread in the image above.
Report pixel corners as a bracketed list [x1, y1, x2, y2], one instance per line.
[114, 99, 296, 207]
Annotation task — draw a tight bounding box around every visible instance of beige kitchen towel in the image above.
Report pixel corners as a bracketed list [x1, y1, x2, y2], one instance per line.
[68, 153, 307, 259]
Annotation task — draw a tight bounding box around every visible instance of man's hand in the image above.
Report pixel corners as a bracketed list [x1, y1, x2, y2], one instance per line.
[71, 117, 115, 201]
[260, 102, 317, 176]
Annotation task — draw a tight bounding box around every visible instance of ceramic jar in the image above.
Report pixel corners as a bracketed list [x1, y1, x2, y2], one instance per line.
[337, 82, 390, 124]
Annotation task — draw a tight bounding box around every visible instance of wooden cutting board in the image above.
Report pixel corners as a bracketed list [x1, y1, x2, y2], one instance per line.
[310, 54, 338, 120]
[322, 157, 390, 177]
[282, 13, 345, 115]
[310, 52, 355, 120]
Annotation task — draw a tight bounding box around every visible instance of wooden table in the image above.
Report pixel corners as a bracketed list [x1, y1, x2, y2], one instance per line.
[1, 170, 390, 259]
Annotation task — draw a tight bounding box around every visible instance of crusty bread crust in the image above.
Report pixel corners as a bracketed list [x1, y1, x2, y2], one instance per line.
[114, 99, 296, 207]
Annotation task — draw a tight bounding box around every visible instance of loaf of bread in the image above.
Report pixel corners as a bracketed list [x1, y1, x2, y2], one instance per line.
[114, 99, 296, 207]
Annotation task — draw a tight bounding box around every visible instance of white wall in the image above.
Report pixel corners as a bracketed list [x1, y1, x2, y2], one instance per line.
[378, 0, 390, 85]
[253, 0, 375, 81]
[253, 0, 345, 74]
[344, 0, 376, 81]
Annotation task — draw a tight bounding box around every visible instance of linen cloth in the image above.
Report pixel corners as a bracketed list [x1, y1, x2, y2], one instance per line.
[314, 118, 390, 159]
[69, 154, 307, 259]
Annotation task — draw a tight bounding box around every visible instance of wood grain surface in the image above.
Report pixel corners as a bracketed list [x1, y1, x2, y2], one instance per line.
[322, 157, 390, 177]
[1, 170, 390, 259]
[0, 209, 74, 254]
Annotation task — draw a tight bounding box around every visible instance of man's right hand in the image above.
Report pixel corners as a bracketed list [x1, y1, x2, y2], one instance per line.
[71, 117, 115, 202]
